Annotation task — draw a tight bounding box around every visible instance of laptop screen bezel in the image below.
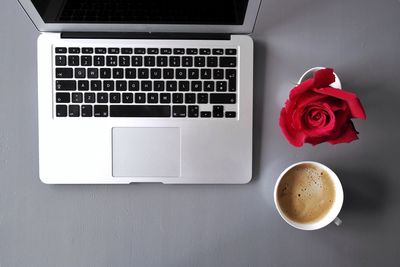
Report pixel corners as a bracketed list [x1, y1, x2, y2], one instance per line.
[17, 0, 261, 34]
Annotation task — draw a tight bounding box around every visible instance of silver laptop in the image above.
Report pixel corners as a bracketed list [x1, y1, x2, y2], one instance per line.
[18, 0, 261, 184]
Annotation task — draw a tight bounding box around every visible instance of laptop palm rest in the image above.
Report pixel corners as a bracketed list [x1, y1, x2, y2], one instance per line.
[112, 127, 181, 177]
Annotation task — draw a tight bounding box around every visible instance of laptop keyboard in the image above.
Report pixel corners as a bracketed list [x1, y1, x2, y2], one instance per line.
[54, 46, 238, 118]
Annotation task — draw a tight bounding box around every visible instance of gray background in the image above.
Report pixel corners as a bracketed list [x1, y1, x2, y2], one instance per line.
[1, 0, 399, 266]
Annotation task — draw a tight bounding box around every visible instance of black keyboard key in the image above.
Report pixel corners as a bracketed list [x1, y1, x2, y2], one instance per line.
[220, 57, 237, 67]
[128, 81, 139, 91]
[78, 80, 89, 91]
[212, 49, 224, 55]
[213, 69, 224, 79]
[173, 48, 185, 54]
[56, 105, 67, 117]
[106, 56, 118, 66]
[204, 81, 214, 92]
[81, 105, 93, 117]
[95, 48, 107, 54]
[134, 48, 146, 54]
[94, 105, 108, 117]
[122, 93, 134, 103]
[82, 47, 93, 54]
[90, 80, 101, 91]
[56, 80, 76, 91]
[147, 48, 159, 54]
[138, 68, 149, 79]
[199, 48, 211, 55]
[185, 93, 196, 104]
[94, 56, 105, 66]
[75, 68, 86, 78]
[103, 80, 114, 91]
[113, 68, 124, 79]
[225, 111, 236, 118]
[69, 105, 80, 117]
[125, 68, 136, 78]
[173, 93, 183, 103]
[116, 81, 127, 91]
[194, 56, 205, 67]
[216, 81, 227, 92]
[151, 68, 162, 79]
[135, 93, 146, 103]
[68, 56, 79, 66]
[121, 48, 133, 54]
[200, 111, 211, 118]
[108, 48, 120, 54]
[157, 56, 168, 67]
[148, 93, 158, 103]
[56, 93, 70, 103]
[55, 68, 73, 78]
[163, 68, 174, 79]
[186, 48, 198, 55]
[188, 105, 199, 117]
[154, 81, 165, 91]
[84, 93, 96, 103]
[55, 47, 67, 54]
[176, 69, 187, 79]
[160, 93, 171, 103]
[87, 68, 98, 79]
[207, 57, 218, 67]
[210, 93, 236, 104]
[169, 56, 180, 67]
[55, 55, 67, 66]
[213, 105, 224, 118]
[201, 69, 211, 79]
[97, 93, 108, 103]
[227, 72, 237, 92]
[68, 47, 80, 54]
[72, 92, 83, 103]
[182, 56, 193, 67]
[188, 69, 199, 79]
[165, 81, 177, 91]
[110, 105, 170, 117]
[226, 69, 237, 79]
[179, 81, 189, 91]
[191, 81, 202, 91]
[119, 56, 130, 66]
[172, 105, 186, 117]
[110, 93, 121, 103]
[144, 56, 156, 66]
[226, 49, 237, 55]
[141, 81, 152, 91]
[131, 56, 143, 66]
[198, 93, 208, 104]
[160, 48, 172, 54]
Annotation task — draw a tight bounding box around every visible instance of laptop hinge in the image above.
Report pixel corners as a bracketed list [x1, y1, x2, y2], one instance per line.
[60, 32, 231, 40]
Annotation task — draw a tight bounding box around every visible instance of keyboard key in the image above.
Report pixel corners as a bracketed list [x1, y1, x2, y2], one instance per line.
[128, 81, 139, 91]
[90, 80, 101, 91]
[55, 55, 67, 66]
[56, 93, 70, 103]
[147, 48, 159, 54]
[56, 105, 67, 117]
[122, 93, 134, 103]
[94, 56, 105, 66]
[68, 56, 79, 66]
[151, 68, 162, 79]
[191, 81, 202, 91]
[141, 81, 152, 91]
[160, 48, 172, 54]
[163, 68, 174, 79]
[75, 68, 86, 78]
[166, 81, 177, 91]
[95, 48, 107, 54]
[110, 93, 121, 103]
[173, 93, 183, 103]
[160, 93, 171, 103]
[131, 56, 143, 66]
[110, 105, 170, 117]
[213, 69, 224, 79]
[198, 93, 208, 104]
[106, 56, 118, 66]
[135, 93, 146, 103]
[154, 81, 165, 91]
[157, 56, 168, 67]
[188, 105, 199, 117]
[144, 56, 156, 66]
[119, 56, 130, 66]
[212, 49, 224, 55]
[186, 48, 198, 55]
[182, 56, 193, 67]
[220, 57, 237, 67]
[225, 48, 237, 55]
[97, 93, 108, 103]
[185, 93, 196, 104]
[148, 93, 158, 103]
[84, 93, 96, 103]
[55, 68, 73, 78]
[188, 69, 199, 79]
[87, 68, 98, 79]
[113, 68, 124, 78]
[68, 47, 80, 54]
[125, 68, 136, 78]
[204, 81, 214, 92]
[103, 80, 114, 91]
[108, 48, 120, 54]
[200, 111, 211, 118]
[56, 80, 76, 91]
[69, 105, 80, 117]
[138, 68, 149, 79]
[134, 48, 146, 54]
[199, 48, 211, 55]
[173, 48, 185, 54]
[216, 81, 227, 92]
[194, 56, 205, 67]
[78, 80, 89, 91]
[82, 47, 93, 54]
[226, 69, 237, 92]
[201, 69, 211, 79]
[116, 81, 127, 91]
[72, 92, 83, 103]
[81, 105, 93, 117]
[169, 56, 180, 67]
[55, 47, 67, 54]
[172, 105, 186, 117]
[178, 81, 189, 91]
[210, 93, 236, 104]
[94, 105, 108, 117]
[207, 57, 218, 67]
[225, 111, 236, 118]
[176, 69, 186, 79]
[121, 48, 133, 54]
[213, 105, 224, 118]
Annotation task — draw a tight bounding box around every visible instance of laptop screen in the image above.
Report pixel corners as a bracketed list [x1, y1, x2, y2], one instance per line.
[31, 0, 249, 25]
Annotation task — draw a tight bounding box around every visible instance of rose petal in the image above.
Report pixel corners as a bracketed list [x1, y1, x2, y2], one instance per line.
[313, 68, 335, 88]
[279, 108, 306, 147]
[328, 121, 359, 144]
[301, 103, 336, 137]
[289, 78, 314, 101]
[314, 87, 366, 119]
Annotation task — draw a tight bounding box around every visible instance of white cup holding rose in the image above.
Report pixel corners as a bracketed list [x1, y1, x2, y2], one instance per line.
[298, 67, 341, 89]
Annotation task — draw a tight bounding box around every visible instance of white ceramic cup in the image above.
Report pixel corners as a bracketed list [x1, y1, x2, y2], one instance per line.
[274, 161, 344, 230]
[298, 67, 342, 89]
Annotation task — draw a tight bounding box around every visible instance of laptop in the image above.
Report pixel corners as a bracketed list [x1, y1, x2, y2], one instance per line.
[18, 0, 261, 184]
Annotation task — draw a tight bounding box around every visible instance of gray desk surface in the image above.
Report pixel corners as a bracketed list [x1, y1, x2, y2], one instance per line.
[1, 0, 399, 266]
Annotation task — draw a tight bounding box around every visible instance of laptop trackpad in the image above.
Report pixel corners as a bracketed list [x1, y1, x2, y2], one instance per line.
[112, 127, 181, 177]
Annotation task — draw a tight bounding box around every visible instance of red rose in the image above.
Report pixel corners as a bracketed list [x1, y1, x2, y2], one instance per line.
[279, 68, 366, 147]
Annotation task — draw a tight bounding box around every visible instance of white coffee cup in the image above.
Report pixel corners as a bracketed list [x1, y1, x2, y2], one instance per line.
[298, 67, 342, 89]
[274, 161, 344, 230]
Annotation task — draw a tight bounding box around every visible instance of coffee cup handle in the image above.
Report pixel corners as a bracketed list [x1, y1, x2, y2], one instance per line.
[334, 217, 342, 226]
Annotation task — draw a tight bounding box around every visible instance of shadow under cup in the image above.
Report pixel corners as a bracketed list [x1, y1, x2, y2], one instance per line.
[274, 161, 344, 230]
